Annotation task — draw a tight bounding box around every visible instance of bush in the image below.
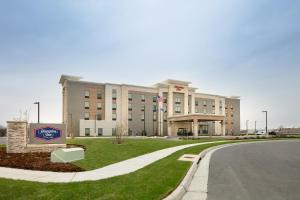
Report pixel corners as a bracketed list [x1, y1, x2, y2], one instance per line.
[0, 127, 6, 137]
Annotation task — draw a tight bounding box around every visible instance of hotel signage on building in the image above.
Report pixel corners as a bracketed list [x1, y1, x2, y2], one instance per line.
[175, 85, 184, 91]
[29, 123, 66, 144]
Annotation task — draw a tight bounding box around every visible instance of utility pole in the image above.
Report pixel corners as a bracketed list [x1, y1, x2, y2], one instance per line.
[34, 102, 40, 123]
[254, 120, 257, 134]
[262, 111, 268, 136]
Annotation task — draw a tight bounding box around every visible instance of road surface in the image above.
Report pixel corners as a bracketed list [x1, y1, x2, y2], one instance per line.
[207, 140, 300, 200]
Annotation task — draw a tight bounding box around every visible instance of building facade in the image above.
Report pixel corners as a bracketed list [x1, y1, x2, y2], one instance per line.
[60, 75, 240, 137]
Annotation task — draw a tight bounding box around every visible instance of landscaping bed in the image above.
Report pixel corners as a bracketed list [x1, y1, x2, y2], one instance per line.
[0, 147, 84, 172]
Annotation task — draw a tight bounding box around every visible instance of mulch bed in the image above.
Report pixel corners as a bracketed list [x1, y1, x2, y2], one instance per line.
[0, 145, 85, 172]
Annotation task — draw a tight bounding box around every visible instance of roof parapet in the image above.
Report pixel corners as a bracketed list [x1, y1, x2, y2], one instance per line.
[59, 75, 82, 85]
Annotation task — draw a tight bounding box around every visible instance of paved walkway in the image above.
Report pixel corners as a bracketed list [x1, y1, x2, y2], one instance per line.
[0, 141, 225, 183]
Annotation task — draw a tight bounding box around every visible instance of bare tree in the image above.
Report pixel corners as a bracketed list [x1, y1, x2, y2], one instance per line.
[114, 122, 127, 144]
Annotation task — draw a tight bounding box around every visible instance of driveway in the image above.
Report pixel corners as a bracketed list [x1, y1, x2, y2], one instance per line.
[207, 140, 300, 200]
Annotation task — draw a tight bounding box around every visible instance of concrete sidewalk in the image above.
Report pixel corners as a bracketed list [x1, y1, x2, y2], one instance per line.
[0, 141, 225, 183]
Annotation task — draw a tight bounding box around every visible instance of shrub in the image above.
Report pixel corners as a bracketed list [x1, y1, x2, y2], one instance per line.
[0, 127, 6, 137]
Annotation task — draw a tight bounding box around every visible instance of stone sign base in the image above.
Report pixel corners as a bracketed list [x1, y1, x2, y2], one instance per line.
[6, 121, 67, 154]
[26, 144, 67, 153]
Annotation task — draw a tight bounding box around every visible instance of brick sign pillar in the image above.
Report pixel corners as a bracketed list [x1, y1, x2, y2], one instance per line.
[6, 121, 28, 153]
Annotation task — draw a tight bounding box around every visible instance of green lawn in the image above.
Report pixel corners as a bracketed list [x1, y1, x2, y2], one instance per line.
[0, 141, 235, 200]
[68, 138, 223, 170]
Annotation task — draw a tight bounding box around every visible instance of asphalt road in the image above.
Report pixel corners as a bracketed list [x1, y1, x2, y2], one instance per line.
[207, 140, 300, 200]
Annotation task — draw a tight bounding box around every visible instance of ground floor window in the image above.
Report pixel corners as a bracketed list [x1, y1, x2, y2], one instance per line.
[112, 128, 116, 136]
[85, 128, 90, 136]
[98, 128, 103, 136]
[128, 128, 133, 136]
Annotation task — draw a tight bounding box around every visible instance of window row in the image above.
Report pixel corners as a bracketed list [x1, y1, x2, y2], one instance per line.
[128, 104, 158, 112]
[84, 90, 103, 99]
[84, 112, 102, 120]
[84, 101, 102, 110]
[128, 94, 160, 103]
[128, 113, 157, 121]
[85, 128, 116, 136]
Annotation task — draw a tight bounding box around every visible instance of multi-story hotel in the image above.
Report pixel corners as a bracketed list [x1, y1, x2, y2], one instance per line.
[59, 75, 240, 137]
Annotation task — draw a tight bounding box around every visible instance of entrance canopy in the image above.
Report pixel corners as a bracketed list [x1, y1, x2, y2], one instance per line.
[168, 114, 225, 122]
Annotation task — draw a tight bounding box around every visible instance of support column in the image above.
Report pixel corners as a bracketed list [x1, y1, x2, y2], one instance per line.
[184, 92, 189, 115]
[168, 87, 173, 117]
[193, 119, 198, 137]
[167, 121, 173, 136]
[221, 121, 226, 136]
[191, 93, 195, 114]
[158, 90, 163, 136]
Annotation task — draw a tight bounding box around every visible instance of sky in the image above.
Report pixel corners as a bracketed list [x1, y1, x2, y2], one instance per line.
[0, 0, 299, 130]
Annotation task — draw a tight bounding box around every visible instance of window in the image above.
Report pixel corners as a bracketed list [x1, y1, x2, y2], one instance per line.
[85, 90, 90, 98]
[141, 94, 145, 102]
[231, 114, 234, 117]
[128, 103, 132, 111]
[112, 113, 117, 121]
[153, 96, 157, 102]
[164, 105, 167, 113]
[112, 128, 116, 136]
[175, 97, 181, 104]
[175, 106, 181, 113]
[85, 128, 90, 136]
[96, 113, 102, 120]
[97, 92, 102, 100]
[219, 100, 223, 108]
[84, 101, 90, 109]
[212, 109, 215, 114]
[112, 89, 117, 100]
[141, 114, 145, 121]
[84, 112, 90, 120]
[153, 104, 157, 112]
[128, 128, 133, 136]
[128, 113, 132, 121]
[98, 128, 103, 136]
[141, 105, 145, 112]
[163, 96, 167, 103]
[163, 113, 167, 121]
[112, 103, 117, 110]
[97, 102, 102, 110]
[195, 108, 199, 113]
[203, 100, 207, 106]
[128, 93, 133, 101]
[203, 108, 207, 114]
[195, 100, 199, 106]
[153, 113, 157, 121]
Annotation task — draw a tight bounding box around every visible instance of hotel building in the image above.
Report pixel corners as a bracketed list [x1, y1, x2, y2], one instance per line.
[59, 75, 240, 137]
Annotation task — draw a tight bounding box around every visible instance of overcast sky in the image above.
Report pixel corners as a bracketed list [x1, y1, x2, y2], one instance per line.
[0, 0, 299, 130]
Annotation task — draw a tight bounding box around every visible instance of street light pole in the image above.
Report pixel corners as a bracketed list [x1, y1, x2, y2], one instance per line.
[143, 104, 146, 136]
[254, 120, 257, 134]
[262, 111, 268, 135]
[34, 102, 40, 123]
[246, 120, 249, 135]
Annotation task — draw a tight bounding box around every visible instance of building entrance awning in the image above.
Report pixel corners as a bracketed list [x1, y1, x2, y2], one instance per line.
[168, 114, 225, 122]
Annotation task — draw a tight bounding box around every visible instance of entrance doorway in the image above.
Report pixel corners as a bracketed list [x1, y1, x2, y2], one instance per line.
[199, 125, 209, 135]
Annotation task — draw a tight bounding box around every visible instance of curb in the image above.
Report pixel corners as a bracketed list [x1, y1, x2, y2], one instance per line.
[162, 146, 214, 200]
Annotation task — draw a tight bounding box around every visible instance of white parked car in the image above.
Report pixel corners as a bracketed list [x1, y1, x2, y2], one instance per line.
[256, 130, 266, 135]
